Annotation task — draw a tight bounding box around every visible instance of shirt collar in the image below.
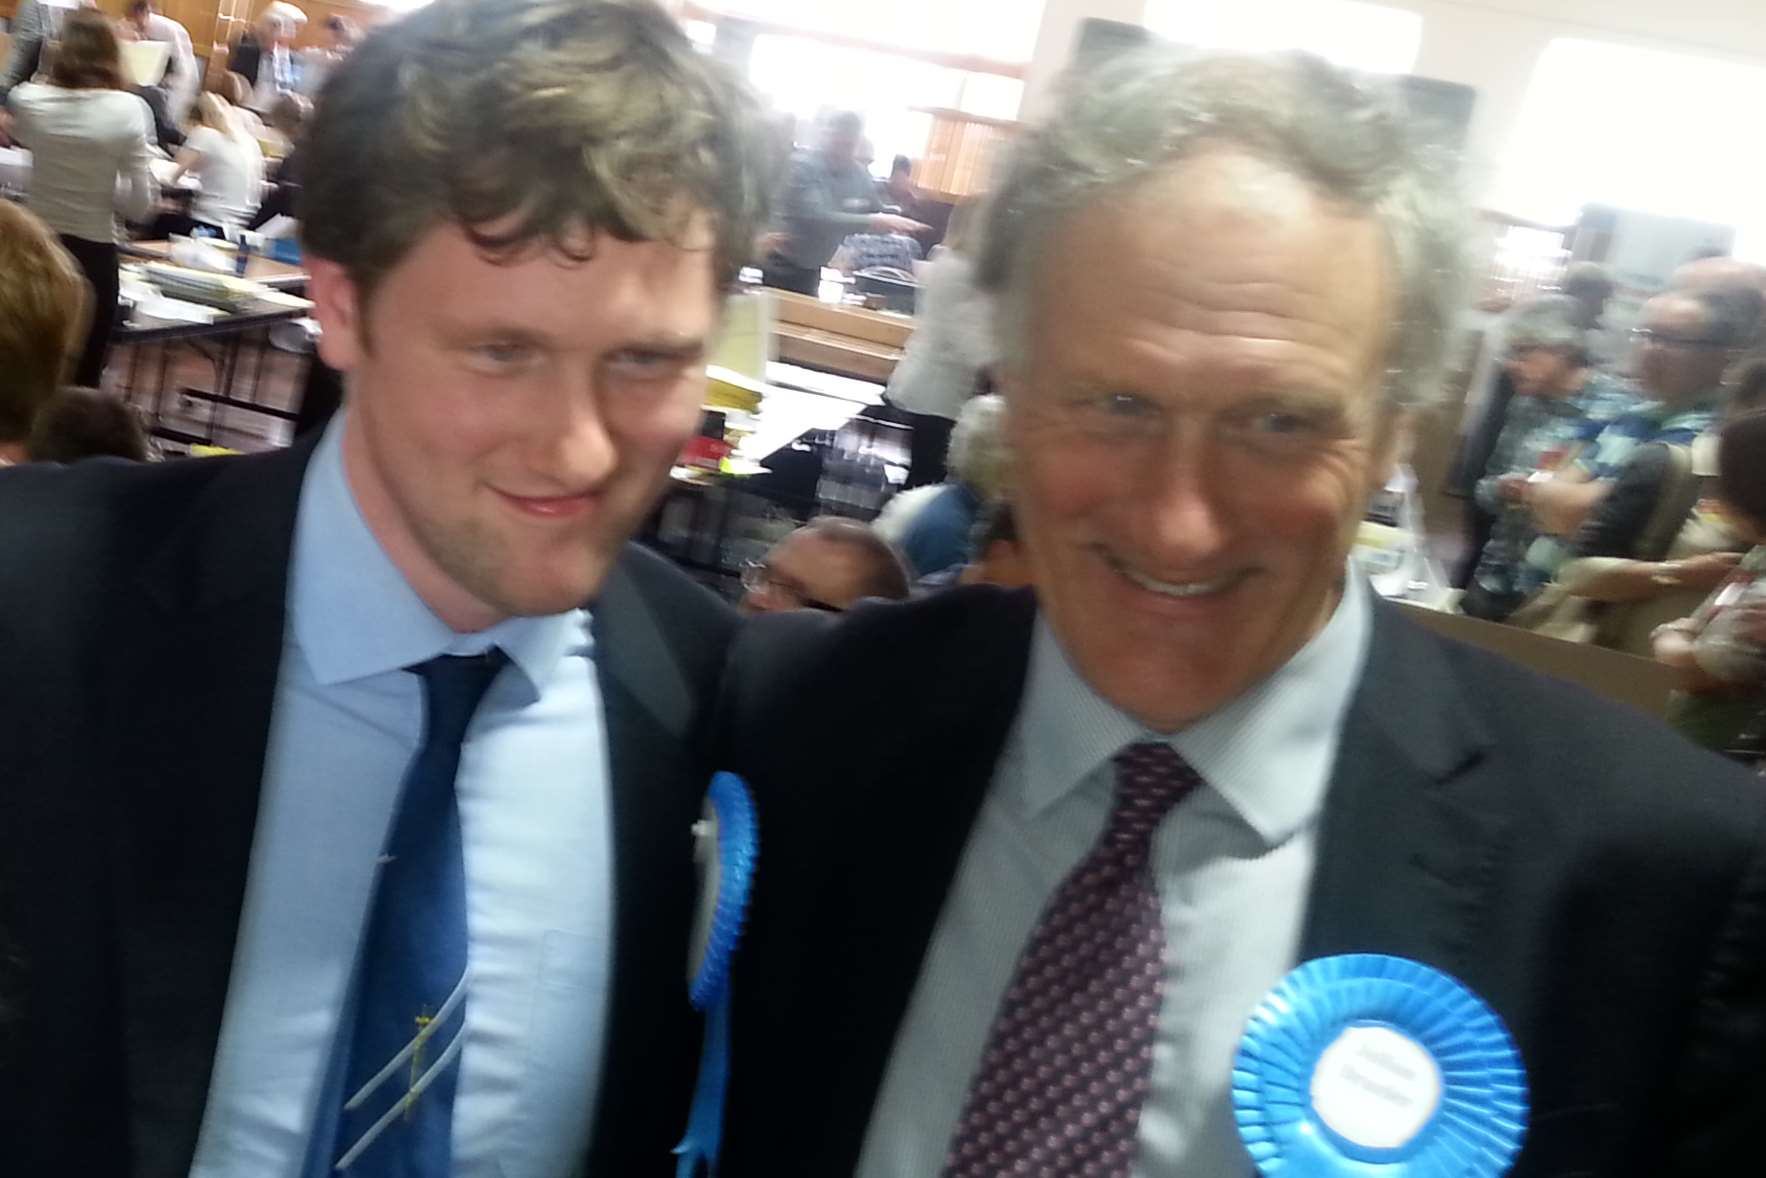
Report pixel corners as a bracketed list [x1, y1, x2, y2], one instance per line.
[288, 413, 592, 698]
[1015, 567, 1372, 847]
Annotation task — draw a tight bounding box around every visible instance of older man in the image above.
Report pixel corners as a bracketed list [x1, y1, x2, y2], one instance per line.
[717, 50, 1766, 1178]
[230, 1, 307, 112]
[0, 2, 768, 1175]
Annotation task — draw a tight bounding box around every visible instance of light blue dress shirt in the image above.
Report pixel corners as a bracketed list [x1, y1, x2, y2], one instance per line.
[189, 416, 613, 1178]
[857, 571, 1372, 1177]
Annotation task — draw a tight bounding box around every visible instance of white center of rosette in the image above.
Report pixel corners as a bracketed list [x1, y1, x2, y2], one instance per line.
[1308, 1023, 1443, 1150]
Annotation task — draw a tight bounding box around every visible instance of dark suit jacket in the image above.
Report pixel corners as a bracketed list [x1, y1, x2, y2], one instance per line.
[228, 31, 265, 88]
[716, 586, 1766, 1177]
[0, 441, 731, 1175]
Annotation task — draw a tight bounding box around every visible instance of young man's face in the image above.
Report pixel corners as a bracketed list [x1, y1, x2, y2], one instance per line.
[309, 222, 718, 631]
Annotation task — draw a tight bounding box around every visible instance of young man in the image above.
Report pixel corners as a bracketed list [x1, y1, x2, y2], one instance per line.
[0, 2, 769, 1175]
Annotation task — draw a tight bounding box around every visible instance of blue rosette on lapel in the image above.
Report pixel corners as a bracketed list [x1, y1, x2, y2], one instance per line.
[673, 771, 758, 1178]
[1233, 953, 1527, 1176]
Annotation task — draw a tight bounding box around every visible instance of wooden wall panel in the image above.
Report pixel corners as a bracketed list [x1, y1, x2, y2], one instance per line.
[0, 0, 395, 65]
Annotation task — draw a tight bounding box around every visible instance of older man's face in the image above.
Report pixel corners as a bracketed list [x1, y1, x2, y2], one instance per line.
[1005, 149, 1396, 732]
[1632, 294, 1731, 404]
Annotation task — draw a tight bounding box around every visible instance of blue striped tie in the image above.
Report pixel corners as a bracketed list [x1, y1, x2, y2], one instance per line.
[325, 651, 504, 1175]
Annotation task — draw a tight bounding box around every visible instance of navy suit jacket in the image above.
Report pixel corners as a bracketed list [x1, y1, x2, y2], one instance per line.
[0, 441, 730, 1175]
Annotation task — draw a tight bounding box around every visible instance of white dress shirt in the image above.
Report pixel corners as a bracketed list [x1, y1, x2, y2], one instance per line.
[6, 82, 156, 242]
[857, 571, 1372, 1177]
[189, 416, 614, 1177]
[251, 43, 297, 113]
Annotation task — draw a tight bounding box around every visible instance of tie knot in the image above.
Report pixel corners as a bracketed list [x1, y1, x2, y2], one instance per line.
[1108, 741, 1201, 844]
[409, 651, 505, 743]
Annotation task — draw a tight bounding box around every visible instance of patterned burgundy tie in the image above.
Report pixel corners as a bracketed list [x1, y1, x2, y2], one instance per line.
[941, 741, 1201, 1178]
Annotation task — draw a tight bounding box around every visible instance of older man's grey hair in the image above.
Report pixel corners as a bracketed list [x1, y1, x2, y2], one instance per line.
[1504, 295, 1587, 360]
[977, 50, 1468, 412]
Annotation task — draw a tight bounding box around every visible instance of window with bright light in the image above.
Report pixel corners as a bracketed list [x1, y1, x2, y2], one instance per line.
[1492, 39, 1766, 260]
[683, 19, 717, 52]
[745, 34, 1022, 178]
[1142, 0, 1422, 76]
[706, 0, 1044, 63]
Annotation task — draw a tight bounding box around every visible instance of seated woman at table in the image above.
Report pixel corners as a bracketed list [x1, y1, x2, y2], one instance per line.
[151, 92, 265, 236]
[5, 9, 157, 386]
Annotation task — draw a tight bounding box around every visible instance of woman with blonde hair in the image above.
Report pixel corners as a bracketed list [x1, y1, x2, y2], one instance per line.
[164, 91, 266, 232]
[5, 7, 156, 385]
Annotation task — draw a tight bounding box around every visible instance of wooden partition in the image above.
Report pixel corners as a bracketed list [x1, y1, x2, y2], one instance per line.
[770, 290, 910, 384]
[0, 0, 397, 68]
[913, 107, 1017, 202]
[1395, 601, 1680, 719]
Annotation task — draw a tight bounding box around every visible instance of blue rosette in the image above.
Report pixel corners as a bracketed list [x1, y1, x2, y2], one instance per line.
[1233, 954, 1527, 1177]
[674, 771, 758, 1178]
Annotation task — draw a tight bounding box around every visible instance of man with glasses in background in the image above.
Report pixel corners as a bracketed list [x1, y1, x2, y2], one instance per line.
[1521, 286, 1762, 582]
[739, 517, 911, 614]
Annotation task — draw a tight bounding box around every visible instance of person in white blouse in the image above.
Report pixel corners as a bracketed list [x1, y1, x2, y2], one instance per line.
[163, 92, 265, 231]
[122, 0, 199, 121]
[5, 7, 156, 386]
[882, 202, 996, 488]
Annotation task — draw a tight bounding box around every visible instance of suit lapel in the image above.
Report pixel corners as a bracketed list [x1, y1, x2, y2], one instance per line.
[584, 554, 706, 1167]
[109, 440, 316, 1178]
[814, 590, 1039, 1174]
[1300, 601, 1510, 975]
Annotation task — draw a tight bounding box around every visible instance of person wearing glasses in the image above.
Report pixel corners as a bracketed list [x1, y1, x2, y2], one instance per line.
[1459, 295, 1637, 621]
[739, 516, 911, 614]
[1516, 286, 1762, 597]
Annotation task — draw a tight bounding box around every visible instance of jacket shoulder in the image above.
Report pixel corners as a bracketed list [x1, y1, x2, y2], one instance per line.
[0, 458, 220, 596]
[609, 542, 738, 694]
[724, 585, 1036, 734]
[1394, 608, 1766, 849]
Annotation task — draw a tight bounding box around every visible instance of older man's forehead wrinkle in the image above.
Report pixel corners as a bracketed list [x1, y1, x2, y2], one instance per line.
[1075, 267, 1368, 359]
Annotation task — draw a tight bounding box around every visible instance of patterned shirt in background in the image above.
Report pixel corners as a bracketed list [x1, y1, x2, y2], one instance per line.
[837, 232, 924, 274]
[1666, 545, 1766, 751]
[1571, 391, 1724, 481]
[1469, 372, 1640, 608]
[1517, 389, 1724, 591]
